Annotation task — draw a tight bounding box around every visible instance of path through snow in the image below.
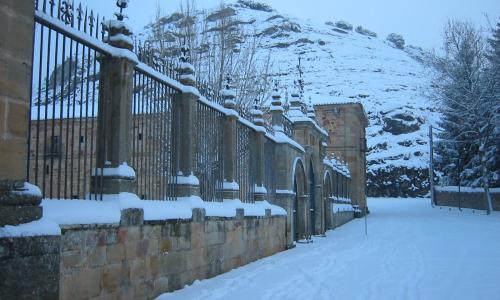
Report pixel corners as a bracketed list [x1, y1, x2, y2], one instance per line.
[158, 198, 500, 300]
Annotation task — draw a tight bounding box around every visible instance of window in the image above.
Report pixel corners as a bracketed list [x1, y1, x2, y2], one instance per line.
[45, 135, 62, 158]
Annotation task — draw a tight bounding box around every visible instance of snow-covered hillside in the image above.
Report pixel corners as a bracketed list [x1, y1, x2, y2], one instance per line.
[141, 0, 439, 197]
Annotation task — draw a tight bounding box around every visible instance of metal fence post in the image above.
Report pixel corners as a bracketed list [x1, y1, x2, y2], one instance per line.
[429, 125, 435, 207]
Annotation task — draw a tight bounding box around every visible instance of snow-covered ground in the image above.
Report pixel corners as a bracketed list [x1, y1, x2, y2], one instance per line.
[157, 198, 500, 300]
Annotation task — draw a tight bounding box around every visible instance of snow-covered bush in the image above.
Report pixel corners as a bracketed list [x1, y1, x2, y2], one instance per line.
[386, 33, 405, 49]
[355, 26, 377, 37]
[335, 21, 353, 31]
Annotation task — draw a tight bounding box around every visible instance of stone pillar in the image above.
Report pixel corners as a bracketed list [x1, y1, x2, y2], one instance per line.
[1, 2, 61, 299]
[172, 45, 200, 197]
[221, 77, 239, 200]
[91, 2, 138, 195]
[0, 0, 42, 226]
[251, 101, 267, 201]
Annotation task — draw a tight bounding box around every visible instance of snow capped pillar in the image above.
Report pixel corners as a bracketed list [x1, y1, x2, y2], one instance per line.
[270, 81, 284, 132]
[222, 76, 237, 111]
[221, 75, 240, 201]
[92, 0, 138, 197]
[105, 0, 133, 50]
[172, 43, 201, 198]
[251, 99, 267, 202]
[177, 44, 197, 87]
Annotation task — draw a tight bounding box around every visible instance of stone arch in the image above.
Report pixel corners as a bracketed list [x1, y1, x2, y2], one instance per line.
[323, 170, 332, 229]
[292, 158, 307, 241]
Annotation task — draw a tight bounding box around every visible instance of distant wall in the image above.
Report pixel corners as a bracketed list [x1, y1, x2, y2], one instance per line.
[434, 187, 500, 211]
[58, 208, 286, 299]
[331, 211, 355, 229]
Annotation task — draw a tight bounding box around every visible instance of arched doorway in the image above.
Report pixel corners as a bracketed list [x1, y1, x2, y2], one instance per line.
[309, 160, 316, 236]
[292, 159, 307, 241]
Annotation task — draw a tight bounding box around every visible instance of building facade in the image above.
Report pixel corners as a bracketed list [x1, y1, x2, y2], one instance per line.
[315, 103, 369, 211]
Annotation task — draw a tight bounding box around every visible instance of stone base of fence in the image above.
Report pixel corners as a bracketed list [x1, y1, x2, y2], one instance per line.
[434, 188, 500, 211]
[1, 207, 287, 299]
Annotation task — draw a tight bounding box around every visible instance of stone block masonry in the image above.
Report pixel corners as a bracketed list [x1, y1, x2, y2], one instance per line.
[56, 208, 286, 299]
[0, 235, 61, 299]
[434, 188, 500, 211]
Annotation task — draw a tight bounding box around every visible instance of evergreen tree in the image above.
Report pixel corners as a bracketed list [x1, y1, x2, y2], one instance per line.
[431, 20, 485, 186]
[482, 21, 500, 188]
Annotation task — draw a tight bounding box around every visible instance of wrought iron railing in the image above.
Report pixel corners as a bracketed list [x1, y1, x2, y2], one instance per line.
[195, 102, 225, 202]
[28, 0, 107, 200]
[131, 69, 179, 200]
[264, 137, 277, 202]
[196, 81, 223, 106]
[236, 122, 255, 203]
[135, 42, 180, 81]
[283, 114, 294, 138]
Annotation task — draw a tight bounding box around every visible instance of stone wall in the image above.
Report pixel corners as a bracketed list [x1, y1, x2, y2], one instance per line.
[331, 211, 355, 228]
[58, 208, 286, 299]
[435, 190, 500, 211]
[0, 235, 61, 299]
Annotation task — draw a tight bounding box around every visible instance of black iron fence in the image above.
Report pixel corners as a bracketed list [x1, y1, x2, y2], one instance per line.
[195, 102, 225, 202]
[131, 69, 178, 200]
[264, 137, 277, 203]
[196, 81, 223, 106]
[283, 115, 294, 138]
[236, 121, 255, 203]
[135, 41, 180, 82]
[28, 0, 295, 204]
[29, 0, 107, 200]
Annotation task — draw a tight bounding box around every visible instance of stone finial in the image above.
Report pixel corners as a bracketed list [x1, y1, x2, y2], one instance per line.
[221, 75, 237, 109]
[307, 97, 317, 121]
[288, 80, 305, 118]
[104, 0, 133, 50]
[270, 81, 284, 132]
[270, 81, 283, 108]
[251, 99, 265, 126]
[177, 43, 197, 86]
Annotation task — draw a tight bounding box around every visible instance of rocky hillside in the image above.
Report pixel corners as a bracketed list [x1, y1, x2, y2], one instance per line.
[141, 0, 439, 197]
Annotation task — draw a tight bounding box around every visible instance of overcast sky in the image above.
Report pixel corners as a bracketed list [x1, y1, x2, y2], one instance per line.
[88, 0, 499, 50]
